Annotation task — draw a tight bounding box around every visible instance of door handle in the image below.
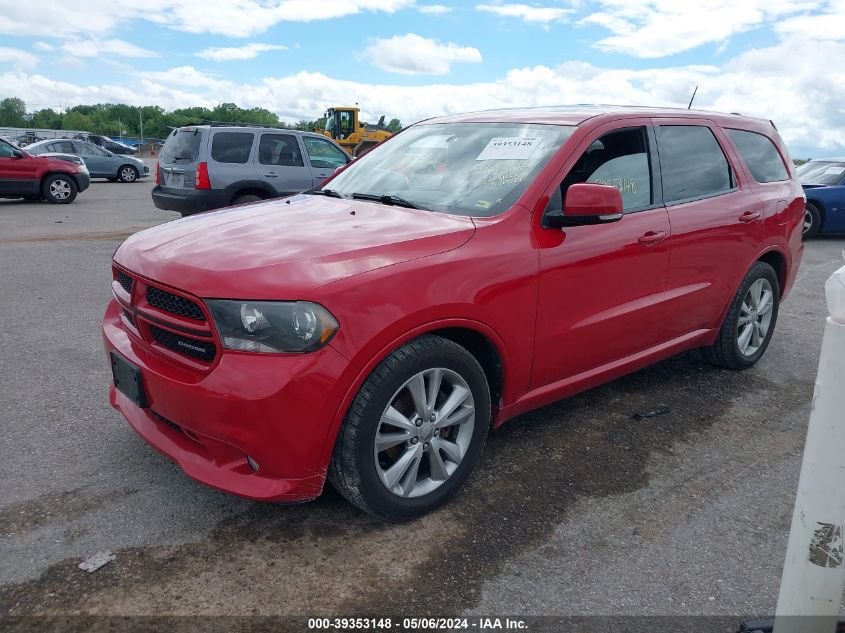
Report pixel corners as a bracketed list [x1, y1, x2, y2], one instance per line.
[264, 172, 279, 178]
[638, 231, 667, 246]
[739, 211, 761, 223]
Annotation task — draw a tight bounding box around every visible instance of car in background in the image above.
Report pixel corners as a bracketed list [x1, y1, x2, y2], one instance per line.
[26, 139, 149, 183]
[798, 158, 845, 236]
[152, 125, 351, 216]
[75, 134, 137, 155]
[0, 137, 89, 203]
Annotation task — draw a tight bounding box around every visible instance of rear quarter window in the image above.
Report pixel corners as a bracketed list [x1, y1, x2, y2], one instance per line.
[211, 132, 254, 164]
[726, 129, 788, 183]
[160, 129, 203, 164]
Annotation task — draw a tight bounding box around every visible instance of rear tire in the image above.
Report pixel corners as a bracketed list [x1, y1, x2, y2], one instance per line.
[803, 202, 821, 238]
[702, 261, 780, 369]
[329, 335, 490, 521]
[231, 193, 263, 205]
[118, 165, 139, 183]
[42, 174, 77, 204]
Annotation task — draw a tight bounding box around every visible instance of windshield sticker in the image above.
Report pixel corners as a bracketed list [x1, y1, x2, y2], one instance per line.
[475, 199, 493, 209]
[824, 166, 845, 175]
[476, 137, 540, 161]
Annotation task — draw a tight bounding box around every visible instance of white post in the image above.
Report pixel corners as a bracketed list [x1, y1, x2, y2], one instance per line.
[774, 263, 845, 633]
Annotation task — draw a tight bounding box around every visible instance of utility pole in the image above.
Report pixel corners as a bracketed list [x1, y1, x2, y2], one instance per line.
[139, 109, 144, 146]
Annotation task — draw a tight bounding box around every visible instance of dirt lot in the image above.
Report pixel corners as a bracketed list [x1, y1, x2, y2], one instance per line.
[0, 171, 842, 624]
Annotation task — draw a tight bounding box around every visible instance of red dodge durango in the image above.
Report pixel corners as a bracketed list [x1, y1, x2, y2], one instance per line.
[104, 106, 804, 520]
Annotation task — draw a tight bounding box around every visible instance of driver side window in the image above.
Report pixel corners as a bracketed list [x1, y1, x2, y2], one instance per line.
[0, 141, 17, 158]
[554, 126, 653, 213]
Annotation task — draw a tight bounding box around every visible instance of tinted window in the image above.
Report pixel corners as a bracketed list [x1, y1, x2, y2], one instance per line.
[52, 141, 76, 154]
[159, 128, 203, 164]
[303, 137, 349, 169]
[211, 132, 254, 164]
[726, 129, 788, 183]
[84, 142, 110, 156]
[0, 140, 17, 157]
[798, 161, 845, 186]
[657, 126, 732, 203]
[258, 134, 304, 167]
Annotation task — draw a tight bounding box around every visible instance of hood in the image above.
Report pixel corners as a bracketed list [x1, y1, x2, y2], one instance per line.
[114, 194, 475, 299]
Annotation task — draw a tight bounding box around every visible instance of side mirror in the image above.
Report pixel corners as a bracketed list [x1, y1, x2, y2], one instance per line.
[545, 183, 624, 228]
[12, 149, 25, 159]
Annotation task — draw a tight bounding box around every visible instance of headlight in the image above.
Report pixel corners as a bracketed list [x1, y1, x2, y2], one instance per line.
[206, 300, 339, 353]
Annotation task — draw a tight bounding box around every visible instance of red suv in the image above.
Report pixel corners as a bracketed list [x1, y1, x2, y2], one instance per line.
[0, 138, 90, 204]
[103, 107, 804, 520]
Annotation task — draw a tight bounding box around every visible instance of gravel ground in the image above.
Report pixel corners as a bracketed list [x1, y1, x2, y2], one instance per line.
[0, 171, 842, 622]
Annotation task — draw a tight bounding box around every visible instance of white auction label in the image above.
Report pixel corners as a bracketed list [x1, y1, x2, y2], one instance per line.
[476, 137, 540, 161]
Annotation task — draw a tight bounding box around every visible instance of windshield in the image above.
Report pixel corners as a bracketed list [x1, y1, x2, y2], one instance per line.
[322, 122, 575, 217]
[799, 161, 845, 185]
[159, 128, 203, 164]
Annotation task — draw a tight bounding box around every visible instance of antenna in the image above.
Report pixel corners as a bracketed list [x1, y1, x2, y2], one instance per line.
[687, 85, 699, 109]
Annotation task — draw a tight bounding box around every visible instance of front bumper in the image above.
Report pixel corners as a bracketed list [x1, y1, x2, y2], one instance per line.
[102, 299, 349, 501]
[152, 186, 229, 215]
[74, 172, 91, 192]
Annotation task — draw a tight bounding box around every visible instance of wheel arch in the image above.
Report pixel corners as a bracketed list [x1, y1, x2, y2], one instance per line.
[317, 318, 511, 472]
[756, 248, 788, 296]
[40, 171, 76, 191]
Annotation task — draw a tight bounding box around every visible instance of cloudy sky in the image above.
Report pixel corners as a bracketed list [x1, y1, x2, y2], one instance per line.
[0, 0, 843, 158]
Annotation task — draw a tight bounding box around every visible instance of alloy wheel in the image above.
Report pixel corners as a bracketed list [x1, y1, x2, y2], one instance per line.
[121, 167, 137, 182]
[49, 179, 71, 200]
[803, 209, 813, 234]
[737, 278, 774, 356]
[374, 368, 475, 498]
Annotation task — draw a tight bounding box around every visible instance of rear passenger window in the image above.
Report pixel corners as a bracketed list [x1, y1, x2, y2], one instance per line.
[726, 129, 788, 183]
[657, 126, 733, 203]
[258, 134, 304, 167]
[211, 132, 254, 164]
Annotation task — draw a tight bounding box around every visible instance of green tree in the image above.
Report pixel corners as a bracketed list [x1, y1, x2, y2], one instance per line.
[387, 118, 402, 132]
[62, 110, 93, 131]
[0, 97, 27, 127]
[31, 108, 62, 129]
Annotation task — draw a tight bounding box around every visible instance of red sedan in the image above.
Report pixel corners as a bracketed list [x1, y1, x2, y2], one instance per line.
[103, 106, 804, 520]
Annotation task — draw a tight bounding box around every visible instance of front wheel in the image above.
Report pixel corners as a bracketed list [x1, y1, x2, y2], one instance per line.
[42, 174, 77, 204]
[118, 165, 139, 183]
[329, 335, 490, 520]
[702, 261, 780, 369]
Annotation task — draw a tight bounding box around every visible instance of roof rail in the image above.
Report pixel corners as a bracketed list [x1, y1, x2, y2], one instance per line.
[197, 119, 292, 130]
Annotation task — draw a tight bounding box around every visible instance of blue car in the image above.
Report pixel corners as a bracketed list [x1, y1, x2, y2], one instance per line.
[799, 158, 845, 236]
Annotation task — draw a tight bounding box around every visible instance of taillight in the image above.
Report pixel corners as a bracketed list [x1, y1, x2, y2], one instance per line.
[155, 161, 160, 185]
[195, 162, 211, 189]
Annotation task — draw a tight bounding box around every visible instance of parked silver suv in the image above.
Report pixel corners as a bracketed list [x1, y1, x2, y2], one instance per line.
[152, 124, 351, 216]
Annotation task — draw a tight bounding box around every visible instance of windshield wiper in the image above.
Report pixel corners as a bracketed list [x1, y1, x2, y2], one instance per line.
[351, 193, 425, 209]
[308, 189, 346, 199]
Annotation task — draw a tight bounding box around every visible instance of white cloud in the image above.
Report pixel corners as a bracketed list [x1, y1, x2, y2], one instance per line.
[196, 43, 288, 61]
[417, 4, 452, 13]
[476, 3, 573, 26]
[360, 33, 482, 75]
[0, 47, 38, 70]
[69, 38, 158, 58]
[0, 0, 416, 38]
[581, 0, 817, 58]
[32, 41, 54, 51]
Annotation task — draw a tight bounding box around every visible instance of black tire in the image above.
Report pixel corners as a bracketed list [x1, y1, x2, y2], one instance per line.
[117, 165, 139, 183]
[42, 174, 77, 204]
[702, 261, 780, 369]
[231, 193, 263, 205]
[803, 202, 821, 238]
[329, 334, 490, 521]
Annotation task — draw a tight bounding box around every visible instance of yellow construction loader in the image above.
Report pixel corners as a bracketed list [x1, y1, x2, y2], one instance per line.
[320, 107, 393, 156]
